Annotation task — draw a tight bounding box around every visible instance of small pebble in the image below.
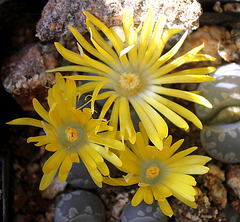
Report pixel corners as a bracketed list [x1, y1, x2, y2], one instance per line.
[204, 164, 227, 210]
[227, 164, 240, 199]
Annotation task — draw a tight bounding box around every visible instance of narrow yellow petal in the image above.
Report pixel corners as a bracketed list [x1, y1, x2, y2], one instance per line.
[110, 26, 131, 67]
[151, 86, 212, 108]
[54, 42, 88, 66]
[79, 149, 97, 170]
[69, 25, 107, 62]
[70, 152, 80, 163]
[129, 97, 163, 150]
[119, 96, 136, 143]
[173, 191, 198, 208]
[120, 146, 140, 167]
[91, 81, 109, 113]
[7, 117, 43, 128]
[166, 147, 198, 164]
[77, 82, 100, 96]
[130, 132, 147, 159]
[159, 139, 184, 161]
[48, 65, 108, 76]
[45, 143, 62, 152]
[152, 184, 172, 200]
[97, 162, 109, 176]
[39, 170, 58, 190]
[103, 176, 138, 186]
[88, 133, 125, 151]
[58, 155, 73, 182]
[168, 173, 196, 186]
[164, 179, 197, 201]
[149, 44, 215, 78]
[85, 145, 104, 164]
[161, 67, 216, 76]
[79, 50, 117, 77]
[138, 122, 149, 146]
[140, 92, 189, 131]
[139, 15, 165, 70]
[91, 144, 122, 167]
[32, 98, 51, 123]
[146, 92, 203, 129]
[27, 135, 49, 146]
[83, 11, 123, 55]
[55, 72, 65, 89]
[86, 18, 119, 60]
[152, 75, 215, 84]
[42, 149, 66, 174]
[107, 98, 119, 140]
[99, 93, 118, 119]
[64, 79, 76, 109]
[122, 11, 138, 68]
[158, 199, 174, 217]
[169, 155, 211, 168]
[49, 101, 68, 127]
[138, 7, 154, 61]
[134, 95, 169, 137]
[90, 35, 122, 70]
[52, 82, 64, 102]
[120, 153, 140, 175]
[163, 135, 172, 149]
[171, 165, 210, 175]
[88, 168, 103, 183]
[131, 188, 144, 206]
[143, 187, 154, 204]
[146, 28, 182, 70]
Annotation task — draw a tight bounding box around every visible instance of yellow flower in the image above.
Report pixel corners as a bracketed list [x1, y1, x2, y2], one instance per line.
[49, 8, 215, 150]
[103, 123, 211, 217]
[7, 73, 124, 190]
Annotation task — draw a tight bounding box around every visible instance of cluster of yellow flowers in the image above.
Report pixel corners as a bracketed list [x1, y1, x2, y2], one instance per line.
[8, 8, 214, 217]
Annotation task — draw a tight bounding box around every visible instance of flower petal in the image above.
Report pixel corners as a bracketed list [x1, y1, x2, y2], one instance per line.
[158, 199, 174, 217]
[138, 7, 154, 60]
[42, 150, 66, 174]
[143, 187, 154, 204]
[140, 92, 189, 131]
[7, 118, 43, 128]
[91, 144, 122, 167]
[131, 188, 144, 206]
[54, 42, 88, 66]
[129, 97, 164, 150]
[33, 98, 51, 123]
[151, 86, 212, 108]
[58, 155, 73, 183]
[27, 135, 49, 146]
[119, 96, 136, 143]
[39, 170, 58, 190]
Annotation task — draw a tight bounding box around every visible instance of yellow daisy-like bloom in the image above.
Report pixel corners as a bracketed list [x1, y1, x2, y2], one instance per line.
[49, 8, 215, 150]
[103, 123, 211, 217]
[7, 73, 124, 190]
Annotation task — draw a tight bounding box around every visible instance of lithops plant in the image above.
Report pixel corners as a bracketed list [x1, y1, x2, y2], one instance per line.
[54, 190, 106, 222]
[121, 201, 169, 222]
[195, 63, 240, 163]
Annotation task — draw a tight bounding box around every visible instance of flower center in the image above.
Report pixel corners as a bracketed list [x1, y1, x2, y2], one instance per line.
[65, 127, 78, 142]
[141, 160, 169, 186]
[146, 166, 159, 179]
[119, 72, 141, 96]
[57, 122, 87, 151]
